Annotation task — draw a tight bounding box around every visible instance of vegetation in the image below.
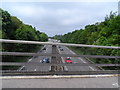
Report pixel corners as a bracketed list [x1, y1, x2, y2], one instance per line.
[53, 35, 62, 40]
[1, 8, 48, 64]
[59, 12, 120, 70]
[1, 8, 120, 70]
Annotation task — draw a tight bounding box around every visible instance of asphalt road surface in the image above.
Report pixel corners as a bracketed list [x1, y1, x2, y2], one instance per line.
[18, 45, 52, 71]
[18, 40, 100, 72]
[57, 45, 99, 71]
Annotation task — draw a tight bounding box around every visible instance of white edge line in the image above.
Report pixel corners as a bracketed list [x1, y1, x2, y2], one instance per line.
[28, 59, 32, 62]
[89, 66, 95, 71]
[66, 46, 96, 71]
[18, 45, 47, 71]
[86, 57, 104, 70]
[49, 66, 51, 71]
[18, 66, 24, 71]
[45, 45, 52, 71]
[78, 57, 87, 63]
[79, 57, 95, 71]
[65, 46, 76, 55]
[40, 60, 42, 62]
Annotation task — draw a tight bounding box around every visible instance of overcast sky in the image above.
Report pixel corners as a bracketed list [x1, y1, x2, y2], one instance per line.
[1, 0, 119, 36]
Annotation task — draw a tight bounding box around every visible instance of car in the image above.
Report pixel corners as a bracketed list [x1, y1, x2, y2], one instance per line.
[42, 58, 50, 63]
[65, 59, 72, 63]
[65, 57, 72, 63]
[60, 48, 64, 51]
[65, 57, 71, 60]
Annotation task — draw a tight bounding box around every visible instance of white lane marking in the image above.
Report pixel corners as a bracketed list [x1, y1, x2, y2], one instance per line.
[18, 66, 25, 71]
[28, 59, 32, 62]
[86, 57, 104, 70]
[65, 46, 96, 71]
[40, 60, 42, 62]
[45, 45, 52, 71]
[79, 57, 95, 71]
[49, 66, 51, 71]
[89, 66, 95, 71]
[65, 47, 75, 54]
[61, 57, 65, 63]
[40, 60, 41, 63]
[46, 46, 48, 52]
[19, 57, 32, 71]
[65, 46, 87, 63]
[61, 57, 68, 71]
[112, 83, 119, 87]
[79, 57, 86, 63]
[34, 69, 37, 71]
[57, 46, 68, 71]
[19, 45, 47, 71]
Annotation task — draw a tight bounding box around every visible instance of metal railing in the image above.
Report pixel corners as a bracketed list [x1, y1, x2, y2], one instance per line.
[1, 39, 120, 49]
[0, 39, 120, 75]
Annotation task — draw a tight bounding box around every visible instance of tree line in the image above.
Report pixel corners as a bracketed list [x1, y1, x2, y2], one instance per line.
[54, 12, 120, 69]
[0, 8, 48, 62]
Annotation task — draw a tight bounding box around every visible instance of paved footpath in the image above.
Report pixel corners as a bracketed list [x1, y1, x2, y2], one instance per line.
[2, 75, 119, 88]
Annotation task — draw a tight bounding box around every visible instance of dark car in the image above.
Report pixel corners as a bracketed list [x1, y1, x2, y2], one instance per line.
[60, 48, 64, 51]
[42, 58, 50, 63]
[43, 48, 46, 50]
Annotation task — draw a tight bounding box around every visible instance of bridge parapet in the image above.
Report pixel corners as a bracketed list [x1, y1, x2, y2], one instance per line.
[0, 39, 120, 76]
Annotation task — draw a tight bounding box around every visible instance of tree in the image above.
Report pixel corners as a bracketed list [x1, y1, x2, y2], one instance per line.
[15, 24, 37, 41]
[1, 8, 11, 39]
[61, 12, 120, 69]
[39, 33, 48, 42]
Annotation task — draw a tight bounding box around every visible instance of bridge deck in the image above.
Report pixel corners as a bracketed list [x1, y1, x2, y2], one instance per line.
[2, 75, 119, 88]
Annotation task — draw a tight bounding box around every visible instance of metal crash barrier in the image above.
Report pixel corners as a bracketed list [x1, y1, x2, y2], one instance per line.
[0, 39, 120, 76]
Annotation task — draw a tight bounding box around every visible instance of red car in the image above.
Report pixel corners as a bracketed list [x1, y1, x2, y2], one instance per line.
[65, 57, 72, 63]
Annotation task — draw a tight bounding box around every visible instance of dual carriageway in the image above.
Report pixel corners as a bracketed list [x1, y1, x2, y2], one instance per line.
[0, 39, 120, 88]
